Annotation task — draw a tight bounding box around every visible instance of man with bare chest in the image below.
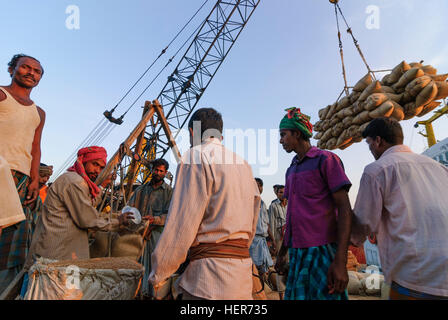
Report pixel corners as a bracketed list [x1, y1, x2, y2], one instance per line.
[0, 54, 46, 294]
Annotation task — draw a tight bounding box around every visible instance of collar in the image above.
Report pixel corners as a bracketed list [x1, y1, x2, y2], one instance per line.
[149, 181, 168, 190]
[292, 146, 320, 164]
[201, 137, 223, 146]
[379, 144, 412, 160]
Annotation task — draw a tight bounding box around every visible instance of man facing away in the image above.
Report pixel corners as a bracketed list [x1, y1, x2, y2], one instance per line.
[351, 117, 448, 300]
[0, 54, 46, 294]
[149, 108, 261, 300]
[275, 107, 352, 300]
[128, 158, 173, 298]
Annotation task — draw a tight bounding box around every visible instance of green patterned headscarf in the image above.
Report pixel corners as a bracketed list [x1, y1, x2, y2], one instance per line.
[279, 107, 313, 138]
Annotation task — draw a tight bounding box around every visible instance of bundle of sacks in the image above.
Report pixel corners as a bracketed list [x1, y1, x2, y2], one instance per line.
[314, 61, 448, 150]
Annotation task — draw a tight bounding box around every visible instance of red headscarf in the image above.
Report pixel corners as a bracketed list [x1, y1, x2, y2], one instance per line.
[67, 146, 107, 199]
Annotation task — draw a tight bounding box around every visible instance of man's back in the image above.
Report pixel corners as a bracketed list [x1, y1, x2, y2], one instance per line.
[357, 145, 448, 296]
[149, 138, 260, 299]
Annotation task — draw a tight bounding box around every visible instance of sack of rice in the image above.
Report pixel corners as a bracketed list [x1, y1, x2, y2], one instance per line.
[321, 119, 332, 131]
[380, 86, 395, 94]
[387, 61, 411, 85]
[89, 231, 119, 258]
[418, 101, 441, 117]
[318, 105, 331, 120]
[405, 75, 432, 97]
[342, 106, 354, 117]
[409, 61, 423, 68]
[359, 121, 370, 136]
[392, 68, 425, 90]
[352, 101, 364, 114]
[389, 103, 405, 121]
[429, 73, 448, 81]
[314, 120, 323, 132]
[335, 108, 347, 119]
[342, 116, 354, 128]
[352, 110, 371, 125]
[403, 102, 424, 120]
[326, 103, 338, 119]
[336, 96, 351, 111]
[416, 82, 438, 108]
[347, 125, 360, 137]
[331, 123, 345, 137]
[360, 274, 384, 296]
[353, 73, 373, 92]
[422, 65, 437, 75]
[329, 117, 340, 127]
[381, 73, 391, 85]
[434, 80, 448, 100]
[111, 233, 144, 261]
[385, 93, 403, 103]
[352, 133, 363, 143]
[369, 100, 395, 118]
[347, 271, 361, 295]
[25, 257, 144, 300]
[313, 131, 323, 140]
[364, 93, 388, 111]
[359, 81, 383, 102]
[320, 129, 333, 142]
[336, 135, 352, 149]
[326, 137, 338, 150]
[350, 91, 362, 104]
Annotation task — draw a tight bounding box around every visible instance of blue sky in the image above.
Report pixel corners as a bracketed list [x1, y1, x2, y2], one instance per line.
[1, 0, 448, 204]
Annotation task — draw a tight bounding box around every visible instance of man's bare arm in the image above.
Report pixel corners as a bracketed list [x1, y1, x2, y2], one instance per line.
[327, 188, 353, 294]
[24, 106, 45, 205]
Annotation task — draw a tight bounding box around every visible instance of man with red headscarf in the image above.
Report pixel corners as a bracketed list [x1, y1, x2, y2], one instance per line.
[24, 146, 132, 270]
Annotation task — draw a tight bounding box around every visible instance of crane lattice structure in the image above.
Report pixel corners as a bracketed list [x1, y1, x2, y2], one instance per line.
[95, 0, 260, 203]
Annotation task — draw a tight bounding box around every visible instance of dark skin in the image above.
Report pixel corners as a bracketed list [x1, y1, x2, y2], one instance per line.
[1, 57, 46, 205]
[275, 129, 352, 295]
[84, 159, 132, 226]
[141, 164, 168, 228]
[276, 187, 287, 207]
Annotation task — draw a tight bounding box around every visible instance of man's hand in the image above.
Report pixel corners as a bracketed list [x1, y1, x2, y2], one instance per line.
[118, 212, 133, 226]
[24, 179, 39, 205]
[327, 260, 348, 294]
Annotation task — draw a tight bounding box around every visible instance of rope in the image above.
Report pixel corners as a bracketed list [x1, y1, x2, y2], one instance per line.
[334, 3, 349, 96]
[335, 2, 376, 80]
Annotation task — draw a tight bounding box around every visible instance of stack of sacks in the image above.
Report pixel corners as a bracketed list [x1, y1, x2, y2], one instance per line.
[314, 60, 448, 150]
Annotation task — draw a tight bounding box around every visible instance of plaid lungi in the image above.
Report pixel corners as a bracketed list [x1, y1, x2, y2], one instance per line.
[0, 170, 33, 270]
[284, 243, 348, 300]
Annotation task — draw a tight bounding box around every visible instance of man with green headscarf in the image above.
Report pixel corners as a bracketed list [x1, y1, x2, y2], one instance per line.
[275, 107, 353, 300]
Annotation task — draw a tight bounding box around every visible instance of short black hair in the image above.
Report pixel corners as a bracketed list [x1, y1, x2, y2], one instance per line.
[362, 118, 404, 145]
[277, 185, 285, 190]
[152, 158, 169, 171]
[255, 177, 263, 186]
[8, 54, 44, 76]
[188, 108, 223, 139]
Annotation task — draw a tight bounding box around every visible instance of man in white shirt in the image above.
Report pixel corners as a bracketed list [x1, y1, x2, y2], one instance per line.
[351, 117, 448, 299]
[149, 108, 260, 300]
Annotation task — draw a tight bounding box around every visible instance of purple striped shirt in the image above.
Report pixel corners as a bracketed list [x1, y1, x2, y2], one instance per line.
[284, 147, 351, 248]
